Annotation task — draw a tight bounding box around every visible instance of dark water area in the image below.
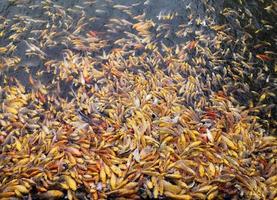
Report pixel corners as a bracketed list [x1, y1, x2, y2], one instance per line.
[1, 0, 276, 133]
[0, 0, 276, 199]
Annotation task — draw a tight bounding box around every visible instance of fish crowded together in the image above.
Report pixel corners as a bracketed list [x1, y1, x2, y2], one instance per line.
[0, 0, 276, 199]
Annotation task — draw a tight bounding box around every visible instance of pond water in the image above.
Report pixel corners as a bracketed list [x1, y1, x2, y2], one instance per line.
[0, 0, 276, 199]
[1, 0, 275, 133]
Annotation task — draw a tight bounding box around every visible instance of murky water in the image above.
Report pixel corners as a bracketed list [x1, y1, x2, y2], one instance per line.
[1, 0, 275, 133]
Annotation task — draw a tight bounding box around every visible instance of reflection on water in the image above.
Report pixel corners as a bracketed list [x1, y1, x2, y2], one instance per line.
[0, 0, 276, 199]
